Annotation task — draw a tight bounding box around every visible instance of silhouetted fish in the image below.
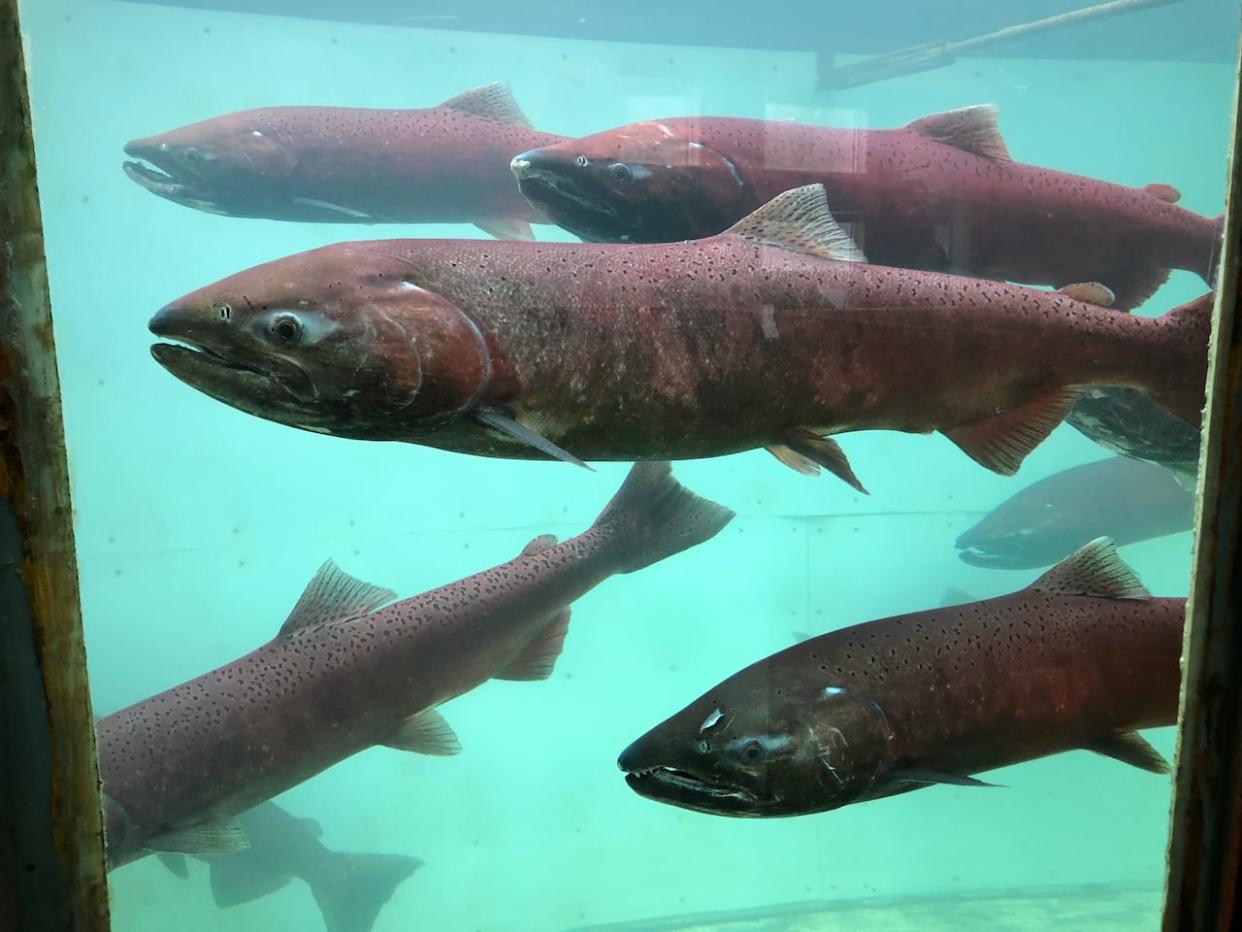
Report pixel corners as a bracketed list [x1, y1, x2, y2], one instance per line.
[157, 801, 420, 932]
[123, 83, 563, 239]
[98, 463, 733, 867]
[957, 456, 1193, 569]
[511, 108, 1219, 309]
[621, 540, 1182, 817]
[147, 185, 1210, 491]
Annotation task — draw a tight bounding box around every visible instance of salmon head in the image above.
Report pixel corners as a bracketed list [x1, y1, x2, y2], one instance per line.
[123, 110, 300, 218]
[510, 120, 752, 243]
[148, 243, 492, 440]
[618, 653, 895, 817]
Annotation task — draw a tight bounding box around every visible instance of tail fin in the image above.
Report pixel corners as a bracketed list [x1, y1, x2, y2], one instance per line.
[593, 462, 734, 573]
[1151, 292, 1214, 429]
[310, 852, 424, 932]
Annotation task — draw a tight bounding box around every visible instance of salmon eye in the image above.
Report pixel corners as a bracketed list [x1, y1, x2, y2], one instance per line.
[609, 162, 633, 185]
[575, 155, 589, 168]
[268, 314, 302, 345]
[741, 741, 764, 764]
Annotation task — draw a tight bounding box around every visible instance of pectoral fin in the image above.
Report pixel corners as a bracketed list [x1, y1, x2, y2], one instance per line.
[767, 430, 867, 492]
[148, 817, 251, 855]
[888, 769, 1002, 788]
[473, 408, 592, 470]
[383, 708, 462, 756]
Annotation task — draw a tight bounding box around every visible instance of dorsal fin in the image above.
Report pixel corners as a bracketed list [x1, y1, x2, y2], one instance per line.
[907, 104, 1011, 161]
[1028, 538, 1151, 599]
[279, 560, 395, 637]
[440, 82, 532, 128]
[723, 184, 866, 262]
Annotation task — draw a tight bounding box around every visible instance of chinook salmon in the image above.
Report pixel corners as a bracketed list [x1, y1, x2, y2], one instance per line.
[157, 801, 421, 932]
[97, 463, 733, 868]
[123, 83, 564, 239]
[619, 539, 1183, 817]
[957, 456, 1193, 570]
[147, 185, 1210, 490]
[511, 107, 1220, 308]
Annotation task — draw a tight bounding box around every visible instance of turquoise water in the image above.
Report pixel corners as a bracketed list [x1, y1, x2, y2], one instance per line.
[17, 0, 1233, 929]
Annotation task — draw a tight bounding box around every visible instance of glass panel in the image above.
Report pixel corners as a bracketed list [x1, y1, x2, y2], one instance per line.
[18, 0, 1234, 929]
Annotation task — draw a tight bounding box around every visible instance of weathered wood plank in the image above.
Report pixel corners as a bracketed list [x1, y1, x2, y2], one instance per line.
[0, 0, 111, 928]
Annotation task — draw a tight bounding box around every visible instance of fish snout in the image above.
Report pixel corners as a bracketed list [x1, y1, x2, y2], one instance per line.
[510, 151, 537, 180]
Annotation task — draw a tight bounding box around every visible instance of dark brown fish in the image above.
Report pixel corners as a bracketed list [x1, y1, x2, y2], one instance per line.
[146, 185, 1210, 491]
[97, 463, 733, 867]
[511, 107, 1220, 309]
[157, 801, 421, 932]
[123, 83, 564, 239]
[957, 456, 1193, 569]
[620, 539, 1183, 817]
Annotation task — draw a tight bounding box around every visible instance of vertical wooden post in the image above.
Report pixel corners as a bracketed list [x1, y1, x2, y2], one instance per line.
[1162, 33, 1242, 932]
[0, 0, 111, 928]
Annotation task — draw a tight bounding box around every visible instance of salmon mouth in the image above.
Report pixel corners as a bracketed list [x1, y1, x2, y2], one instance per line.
[623, 765, 761, 815]
[122, 141, 226, 213]
[955, 541, 1030, 569]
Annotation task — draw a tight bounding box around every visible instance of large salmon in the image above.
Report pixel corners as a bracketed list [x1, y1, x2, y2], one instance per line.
[97, 463, 733, 868]
[123, 83, 563, 239]
[511, 107, 1220, 308]
[619, 539, 1183, 817]
[147, 185, 1210, 491]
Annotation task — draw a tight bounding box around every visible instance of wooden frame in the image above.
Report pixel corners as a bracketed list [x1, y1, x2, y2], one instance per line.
[0, 0, 111, 928]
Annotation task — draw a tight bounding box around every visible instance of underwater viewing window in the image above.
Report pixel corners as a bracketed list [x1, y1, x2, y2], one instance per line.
[2, 1, 1241, 930]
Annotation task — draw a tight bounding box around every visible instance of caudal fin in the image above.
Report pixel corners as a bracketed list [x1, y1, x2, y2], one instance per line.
[310, 852, 424, 932]
[1150, 292, 1213, 430]
[593, 462, 734, 573]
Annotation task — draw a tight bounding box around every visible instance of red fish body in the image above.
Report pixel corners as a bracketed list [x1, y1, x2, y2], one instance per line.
[147, 186, 1210, 490]
[620, 540, 1184, 817]
[96, 464, 732, 868]
[513, 107, 1219, 307]
[123, 83, 563, 239]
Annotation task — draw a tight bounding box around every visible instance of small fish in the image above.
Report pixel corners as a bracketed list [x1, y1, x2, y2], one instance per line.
[619, 539, 1183, 817]
[157, 801, 421, 932]
[122, 83, 564, 239]
[97, 463, 733, 868]
[147, 184, 1210, 490]
[511, 107, 1220, 309]
[957, 456, 1193, 569]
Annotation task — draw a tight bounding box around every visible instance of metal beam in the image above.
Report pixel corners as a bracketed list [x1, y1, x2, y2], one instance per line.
[0, 0, 111, 928]
[1162, 30, 1242, 932]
